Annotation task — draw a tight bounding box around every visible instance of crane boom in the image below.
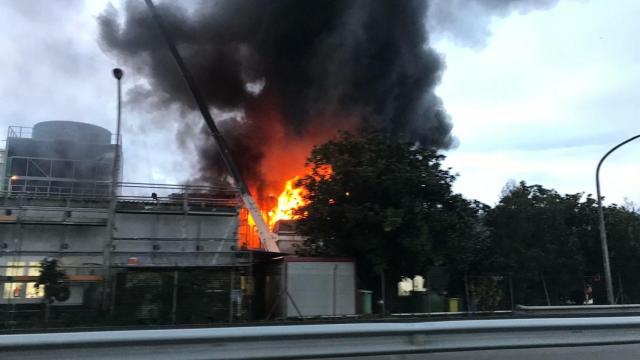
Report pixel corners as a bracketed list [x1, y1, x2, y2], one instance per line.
[144, 0, 279, 252]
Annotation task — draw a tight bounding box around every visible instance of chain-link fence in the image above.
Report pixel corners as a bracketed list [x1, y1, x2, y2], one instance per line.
[0, 264, 105, 329]
[465, 275, 513, 312]
[2, 263, 637, 330]
[381, 268, 636, 315]
[112, 267, 253, 325]
[0, 265, 254, 330]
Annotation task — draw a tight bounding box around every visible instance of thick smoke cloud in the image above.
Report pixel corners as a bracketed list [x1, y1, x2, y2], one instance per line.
[98, 0, 557, 188]
[98, 0, 452, 187]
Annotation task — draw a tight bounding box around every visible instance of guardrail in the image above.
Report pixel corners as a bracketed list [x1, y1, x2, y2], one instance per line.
[516, 304, 640, 316]
[2, 316, 640, 359]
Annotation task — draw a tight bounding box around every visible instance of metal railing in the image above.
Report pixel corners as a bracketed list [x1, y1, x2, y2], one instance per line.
[2, 316, 640, 359]
[7, 126, 32, 139]
[7, 126, 120, 144]
[1, 181, 242, 209]
[6, 177, 113, 198]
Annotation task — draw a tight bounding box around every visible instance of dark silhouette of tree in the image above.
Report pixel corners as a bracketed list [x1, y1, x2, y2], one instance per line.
[295, 131, 482, 292]
[36, 258, 69, 304]
[294, 132, 640, 306]
[484, 181, 640, 305]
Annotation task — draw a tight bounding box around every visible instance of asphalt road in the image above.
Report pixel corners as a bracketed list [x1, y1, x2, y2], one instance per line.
[323, 344, 640, 359]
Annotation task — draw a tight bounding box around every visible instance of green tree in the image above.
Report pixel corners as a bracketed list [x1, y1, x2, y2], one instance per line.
[602, 201, 640, 302]
[35, 258, 69, 325]
[486, 181, 640, 304]
[36, 258, 68, 304]
[484, 182, 587, 304]
[295, 132, 481, 292]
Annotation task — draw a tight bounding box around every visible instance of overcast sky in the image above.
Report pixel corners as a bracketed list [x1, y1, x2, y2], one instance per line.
[0, 0, 638, 206]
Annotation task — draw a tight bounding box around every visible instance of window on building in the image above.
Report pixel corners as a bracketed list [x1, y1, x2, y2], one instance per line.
[2, 261, 43, 299]
[26, 261, 44, 298]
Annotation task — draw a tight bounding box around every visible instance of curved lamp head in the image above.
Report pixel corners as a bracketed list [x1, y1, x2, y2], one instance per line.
[112, 68, 124, 80]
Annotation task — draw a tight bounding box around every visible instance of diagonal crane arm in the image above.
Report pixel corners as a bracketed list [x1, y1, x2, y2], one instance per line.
[144, 0, 279, 252]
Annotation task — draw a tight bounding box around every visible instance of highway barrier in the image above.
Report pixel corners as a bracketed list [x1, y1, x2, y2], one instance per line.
[2, 316, 640, 359]
[516, 304, 640, 316]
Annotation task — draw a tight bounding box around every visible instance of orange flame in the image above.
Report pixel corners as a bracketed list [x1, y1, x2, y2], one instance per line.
[266, 165, 333, 229]
[267, 176, 308, 229]
[244, 177, 307, 232]
[241, 165, 333, 249]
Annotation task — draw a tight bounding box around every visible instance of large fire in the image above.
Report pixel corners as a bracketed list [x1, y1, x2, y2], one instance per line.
[246, 176, 308, 231]
[242, 164, 333, 249]
[267, 176, 307, 228]
[262, 164, 332, 230]
[237, 94, 342, 248]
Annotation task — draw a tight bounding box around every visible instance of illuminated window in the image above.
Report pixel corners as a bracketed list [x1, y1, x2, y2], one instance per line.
[3, 261, 25, 299]
[26, 262, 44, 298]
[2, 261, 43, 299]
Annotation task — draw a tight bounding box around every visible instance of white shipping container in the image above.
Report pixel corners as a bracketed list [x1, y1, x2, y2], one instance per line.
[268, 257, 356, 317]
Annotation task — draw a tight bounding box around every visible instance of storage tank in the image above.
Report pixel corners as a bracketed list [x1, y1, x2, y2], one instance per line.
[398, 277, 412, 296]
[32, 121, 111, 144]
[413, 275, 426, 292]
[4, 121, 118, 195]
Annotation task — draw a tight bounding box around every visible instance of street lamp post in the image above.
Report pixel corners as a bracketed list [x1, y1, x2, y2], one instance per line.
[111, 68, 123, 188]
[103, 68, 124, 311]
[112, 68, 123, 148]
[596, 134, 640, 305]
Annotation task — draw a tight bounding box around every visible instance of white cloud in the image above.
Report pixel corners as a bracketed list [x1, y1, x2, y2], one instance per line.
[0, 0, 196, 186]
[438, 0, 640, 205]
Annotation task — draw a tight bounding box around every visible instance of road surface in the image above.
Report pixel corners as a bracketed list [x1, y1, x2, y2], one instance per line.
[324, 344, 640, 359]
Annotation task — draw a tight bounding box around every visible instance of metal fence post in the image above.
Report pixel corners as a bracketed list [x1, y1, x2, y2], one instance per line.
[380, 270, 386, 315]
[171, 270, 179, 325]
[110, 272, 118, 316]
[229, 268, 235, 323]
[464, 272, 471, 316]
[509, 274, 515, 311]
[332, 264, 338, 316]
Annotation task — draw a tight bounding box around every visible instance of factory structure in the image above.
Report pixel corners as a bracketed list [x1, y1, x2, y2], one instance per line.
[0, 121, 356, 326]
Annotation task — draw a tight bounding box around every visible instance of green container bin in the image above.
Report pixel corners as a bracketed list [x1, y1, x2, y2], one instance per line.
[427, 292, 446, 313]
[448, 297, 460, 312]
[409, 292, 428, 312]
[357, 290, 373, 315]
[409, 292, 446, 313]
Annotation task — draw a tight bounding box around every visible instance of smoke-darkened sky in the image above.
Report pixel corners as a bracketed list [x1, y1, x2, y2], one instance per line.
[98, 0, 455, 189]
[0, 0, 638, 205]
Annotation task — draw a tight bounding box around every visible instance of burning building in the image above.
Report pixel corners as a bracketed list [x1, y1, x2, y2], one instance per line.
[0, 121, 254, 325]
[0, 120, 355, 326]
[4, 0, 485, 326]
[86, 0, 461, 322]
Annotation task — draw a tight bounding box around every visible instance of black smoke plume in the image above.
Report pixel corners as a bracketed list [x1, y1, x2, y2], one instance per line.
[98, 0, 453, 187]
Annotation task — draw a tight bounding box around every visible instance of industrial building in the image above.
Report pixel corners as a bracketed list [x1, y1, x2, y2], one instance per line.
[0, 121, 356, 327]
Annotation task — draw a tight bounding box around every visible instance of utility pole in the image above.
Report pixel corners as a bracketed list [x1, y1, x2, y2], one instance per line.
[102, 68, 123, 311]
[596, 134, 640, 305]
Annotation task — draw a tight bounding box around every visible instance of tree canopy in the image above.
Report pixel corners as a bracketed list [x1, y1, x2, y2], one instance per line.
[295, 132, 483, 289]
[483, 181, 640, 304]
[294, 132, 640, 306]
